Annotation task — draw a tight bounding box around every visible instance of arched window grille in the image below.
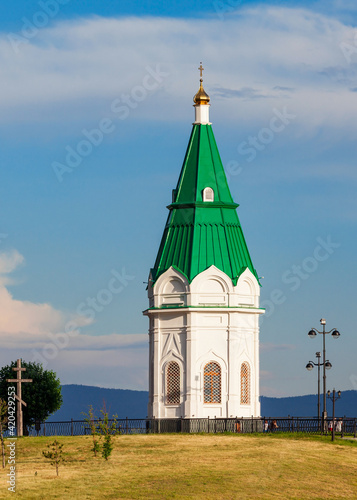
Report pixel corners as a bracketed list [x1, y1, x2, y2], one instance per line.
[166, 362, 180, 405]
[240, 362, 250, 404]
[204, 362, 221, 403]
[202, 187, 214, 202]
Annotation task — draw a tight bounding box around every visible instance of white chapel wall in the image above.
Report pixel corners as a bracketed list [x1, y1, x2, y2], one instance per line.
[146, 265, 263, 418]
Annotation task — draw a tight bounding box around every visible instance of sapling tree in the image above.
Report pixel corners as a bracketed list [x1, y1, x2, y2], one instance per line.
[83, 402, 119, 460]
[42, 440, 64, 476]
[83, 405, 100, 457]
[98, 404, 119, 461]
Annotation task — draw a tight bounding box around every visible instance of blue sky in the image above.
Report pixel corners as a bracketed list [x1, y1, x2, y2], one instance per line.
[0, 0, 356, 398]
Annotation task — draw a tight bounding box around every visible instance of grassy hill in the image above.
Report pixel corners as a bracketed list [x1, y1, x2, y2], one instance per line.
[48, 385, 357, 421]
[5, 434, 357, 499]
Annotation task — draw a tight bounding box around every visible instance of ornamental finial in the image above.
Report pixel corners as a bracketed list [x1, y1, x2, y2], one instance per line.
[198, 62, 204, 80]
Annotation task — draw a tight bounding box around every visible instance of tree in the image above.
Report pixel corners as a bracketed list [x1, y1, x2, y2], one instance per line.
[83, 403, 119, 460]
[82, 405, 100, 457]
[98, 405, 119, 461]
[42, 440, 64, 476]
[0, 361, 62, 432]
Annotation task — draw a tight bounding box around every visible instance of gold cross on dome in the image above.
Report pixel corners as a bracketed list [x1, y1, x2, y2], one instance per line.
[198, 62, 204, 78]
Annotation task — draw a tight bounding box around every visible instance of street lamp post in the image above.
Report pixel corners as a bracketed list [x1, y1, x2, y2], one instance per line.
[327, 389, 341, 442]
[308, 319, 340, 432]
[306, 352, 332, 423]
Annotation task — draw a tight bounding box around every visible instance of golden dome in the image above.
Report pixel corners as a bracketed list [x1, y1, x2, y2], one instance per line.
[193, 80, 210, 106]
[193, 62, 210, 106]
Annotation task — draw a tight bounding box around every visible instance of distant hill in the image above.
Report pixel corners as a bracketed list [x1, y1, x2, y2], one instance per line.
[48, 385, 357, 421]
[260, 391, 357, 418]
[49, 385, 148, 421]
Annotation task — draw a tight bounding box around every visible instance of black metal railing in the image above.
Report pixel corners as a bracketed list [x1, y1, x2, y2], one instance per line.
[13, 416, 357, 437]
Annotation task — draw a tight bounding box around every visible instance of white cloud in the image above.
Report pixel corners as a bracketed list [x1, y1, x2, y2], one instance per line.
[260, 343, 296, 352]
[0, 286, 64, 335]
[0, 330, 147, 351]
[0, 249, 24, 275]
[0, 6, 357, 135]
[0, 249, 147, 389]
[0, 249, 89, 336]
[0, 342, 148, 390]
[49, 346, 148, 390]
[325, 0, 357, 13]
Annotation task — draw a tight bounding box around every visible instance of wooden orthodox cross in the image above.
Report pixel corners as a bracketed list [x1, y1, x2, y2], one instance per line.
[6, 359, 32, 437]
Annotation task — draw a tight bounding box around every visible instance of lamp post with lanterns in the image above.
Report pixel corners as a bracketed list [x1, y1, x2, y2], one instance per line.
[306, 352, 332, 423]
[308, 319, 340, 429]
[327, 389, 341, 442]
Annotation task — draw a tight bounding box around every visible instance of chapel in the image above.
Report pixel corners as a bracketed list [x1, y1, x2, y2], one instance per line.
[144, 65, 264, 419]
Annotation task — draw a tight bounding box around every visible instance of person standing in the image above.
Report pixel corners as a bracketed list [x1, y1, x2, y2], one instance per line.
[335, 419, 343, 434]
[270, 420, 278, 432]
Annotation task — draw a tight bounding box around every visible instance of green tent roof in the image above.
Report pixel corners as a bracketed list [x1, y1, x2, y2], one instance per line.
[151, 124, 259, 286]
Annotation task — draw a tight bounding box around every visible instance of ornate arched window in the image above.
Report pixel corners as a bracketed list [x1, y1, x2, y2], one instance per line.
[204, 362, 221, 403]
[240, 362, 250, 404]
[202, 187, 214, 202]
[166, 362, 180, 405]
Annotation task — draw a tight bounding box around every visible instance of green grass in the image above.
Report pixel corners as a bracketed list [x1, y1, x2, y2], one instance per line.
[0, 434, 356, 499]
[244, 431, 357, 445]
